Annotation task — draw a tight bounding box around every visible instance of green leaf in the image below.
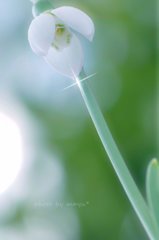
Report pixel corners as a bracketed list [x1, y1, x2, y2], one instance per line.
[146, 158, 159, 227]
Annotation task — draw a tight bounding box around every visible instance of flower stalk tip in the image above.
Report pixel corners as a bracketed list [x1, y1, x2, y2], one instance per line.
[32, 0, 54, 17]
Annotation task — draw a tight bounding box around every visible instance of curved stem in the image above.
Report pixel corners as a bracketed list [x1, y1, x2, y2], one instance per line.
[75, 71, 159, 240]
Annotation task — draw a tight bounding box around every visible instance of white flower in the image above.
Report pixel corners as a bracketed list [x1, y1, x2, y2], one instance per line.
[28, 6, 95, 78]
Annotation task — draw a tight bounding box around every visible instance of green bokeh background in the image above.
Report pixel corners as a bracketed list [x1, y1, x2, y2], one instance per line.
[0, 0, 157, 239]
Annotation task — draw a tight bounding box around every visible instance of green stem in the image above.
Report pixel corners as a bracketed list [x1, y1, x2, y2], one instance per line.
[77, 71, 159, 240]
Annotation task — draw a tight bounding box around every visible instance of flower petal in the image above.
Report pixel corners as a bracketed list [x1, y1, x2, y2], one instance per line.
[52, 6, 95, 41]
[28, 13, 55, 56]
[44, 34, 84, 78]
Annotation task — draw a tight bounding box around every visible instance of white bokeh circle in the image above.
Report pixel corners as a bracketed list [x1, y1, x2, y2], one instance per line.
[0, 113, 23, 193]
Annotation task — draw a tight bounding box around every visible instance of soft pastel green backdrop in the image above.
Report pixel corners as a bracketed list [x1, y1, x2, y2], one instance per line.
[0, 0, 157, 239]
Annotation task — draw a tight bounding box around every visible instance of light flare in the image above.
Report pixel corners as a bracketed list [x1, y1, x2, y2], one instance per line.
[62, 72, 97, 91]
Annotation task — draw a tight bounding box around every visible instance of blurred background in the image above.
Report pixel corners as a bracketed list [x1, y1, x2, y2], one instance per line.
[0, 0, 157, 239]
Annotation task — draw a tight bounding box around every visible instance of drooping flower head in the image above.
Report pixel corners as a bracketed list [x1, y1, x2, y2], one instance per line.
[28, 6, 95, 78]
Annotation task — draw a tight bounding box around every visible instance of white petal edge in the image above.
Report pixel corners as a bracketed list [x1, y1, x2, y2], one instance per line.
[52, 6, 95, 41]
[28, 13, 56, 56]
[44, 34, 84, 78]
